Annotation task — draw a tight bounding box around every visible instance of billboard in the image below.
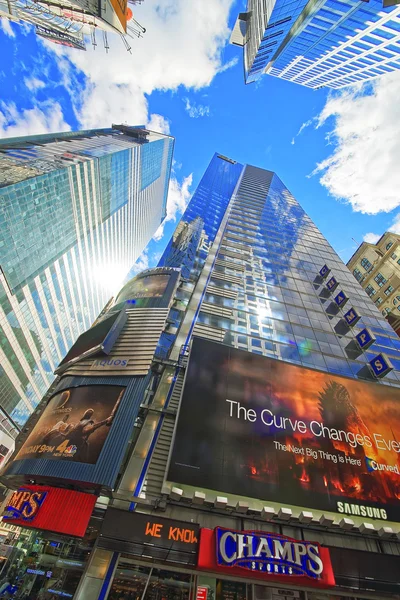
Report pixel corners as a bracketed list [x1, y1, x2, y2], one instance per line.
[15, 386, 124, 464]
[2, 485, 96, 537]
[55, 308, 126, 374]
[168, 338, 400, 522]
[115, 273, 170, 303]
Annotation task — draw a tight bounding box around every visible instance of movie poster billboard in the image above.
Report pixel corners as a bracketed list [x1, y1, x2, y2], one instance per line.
[168, 338, 400, 522]
[16, 386, 124, 465]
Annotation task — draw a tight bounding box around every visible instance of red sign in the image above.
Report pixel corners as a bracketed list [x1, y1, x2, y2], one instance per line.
[2, 485, 96, 537]
[198, 528, 335, 589]
[196, 587, 208, 600]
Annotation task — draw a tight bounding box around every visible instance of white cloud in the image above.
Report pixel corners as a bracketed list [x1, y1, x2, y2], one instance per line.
[24, 77, 46, 91]
[0, 18, 16, 38]
[146, 113, 171, 134]
[153, 172, 193, 241]
[217, 55, 238, 73]
[311, 73, 400, 215]
[45, 0, 233, 129]
[0, 101, 70, 137]
[130, 249, 150, 274]
[183, 97, 210, 118]
[363, 232, 381, 244]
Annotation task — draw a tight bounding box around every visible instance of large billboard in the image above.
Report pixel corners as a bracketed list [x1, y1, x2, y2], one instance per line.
[15, 386, 124, 464]
[115, 273, 170, 303]
[168, 338, 400, 522]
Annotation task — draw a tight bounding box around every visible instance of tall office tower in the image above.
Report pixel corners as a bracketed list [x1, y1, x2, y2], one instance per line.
[231, 0, 400, 88]
[2, 155, 400, 600]
[0, 0, 145, 51]
[0, 125, 174, 438]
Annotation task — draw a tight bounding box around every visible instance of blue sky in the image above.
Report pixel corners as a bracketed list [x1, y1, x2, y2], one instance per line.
[1, 0, 400, 275]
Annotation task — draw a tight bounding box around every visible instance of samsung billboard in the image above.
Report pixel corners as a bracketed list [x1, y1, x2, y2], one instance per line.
[168, 338, 400, 522]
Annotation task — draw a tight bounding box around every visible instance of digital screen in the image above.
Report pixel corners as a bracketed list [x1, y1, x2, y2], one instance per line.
[101, 508, 199, 565]
[16, 386, 125, 464]
[168, 338, 400, 522]
[115, 274, 170, 303]
[56, 310, 122, 371]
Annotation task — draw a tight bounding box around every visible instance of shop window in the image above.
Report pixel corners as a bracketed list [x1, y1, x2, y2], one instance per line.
[109, 561, 192, 600]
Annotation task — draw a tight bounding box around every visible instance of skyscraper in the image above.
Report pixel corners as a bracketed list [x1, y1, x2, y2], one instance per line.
[0, 124, 174, 435]
[231, 0, 400, 88]
[1, 155, 400, 600]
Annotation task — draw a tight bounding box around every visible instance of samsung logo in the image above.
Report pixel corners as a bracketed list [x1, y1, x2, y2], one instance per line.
[216, 528, 324, 579]
[91, 358, 128, 369]
[337, 501, 387, 520]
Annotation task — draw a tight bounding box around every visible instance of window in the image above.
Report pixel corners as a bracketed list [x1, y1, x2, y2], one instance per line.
[384, 285, 394, 296]
[353, 268, 364, 282]
[374, 272, 387, 287]
[386, 241, 393, 251]
[361, 257, 372, 271]
[375, 297, 383, 306]
[391, 253, 397, 260]
[382, 309, 387, 317]
[365, 284, 376, 296]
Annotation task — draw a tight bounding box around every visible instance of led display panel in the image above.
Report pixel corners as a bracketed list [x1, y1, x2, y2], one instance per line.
[168, 338, 400, 522]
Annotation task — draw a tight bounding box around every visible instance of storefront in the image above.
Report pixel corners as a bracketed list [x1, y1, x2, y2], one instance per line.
[0, 485, 99, 598]
[91, 509, 400, 600]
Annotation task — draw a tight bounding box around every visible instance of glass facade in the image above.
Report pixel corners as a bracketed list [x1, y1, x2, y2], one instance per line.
[236, 0, 400, 88]
[0, 125, 174, 432]
[163, 160, 400, 389]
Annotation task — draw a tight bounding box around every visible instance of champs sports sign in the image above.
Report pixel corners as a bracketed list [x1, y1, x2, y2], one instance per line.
[197, 528, 335, 588]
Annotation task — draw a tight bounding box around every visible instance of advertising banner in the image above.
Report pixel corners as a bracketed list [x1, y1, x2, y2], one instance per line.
[2, 485, 96, 537]
[168, 338, 400, 521]
[115, 273, 170, 303]
[198, 528, 335, 588]
[15, 386, 124, 464]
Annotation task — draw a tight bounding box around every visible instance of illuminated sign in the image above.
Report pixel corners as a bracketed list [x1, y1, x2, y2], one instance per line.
[1, 485, 96, 537]
[356, 328, 375, 350]
[326, 276, 338, 292]
[197, 528, 335, 588]
[26, 568, 52, 577]
[3, 488, 47, 522]
[216, 528, 324, 579]
[369, 353, 393, 378]
[343, 307, 361, 327]
[168, 338, 400, 522]
[334, 291, 349, 308]
[101, 508, 199, 565]
[319, 265, 330, 278]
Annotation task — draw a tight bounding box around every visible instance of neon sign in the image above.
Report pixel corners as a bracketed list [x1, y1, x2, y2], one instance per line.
[216, 528, 324, 579]
[3, 488, 47, 522]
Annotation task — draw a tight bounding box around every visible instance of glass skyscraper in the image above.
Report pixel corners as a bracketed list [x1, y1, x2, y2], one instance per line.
[231, 0, 400, 88]
[2, 154, 400, 600]
[0, 125, 174, 434]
